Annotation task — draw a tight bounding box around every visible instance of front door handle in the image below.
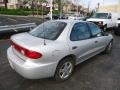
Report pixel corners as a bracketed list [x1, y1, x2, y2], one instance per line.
[72, 46, 78, 50]
[95, 41, 98, 43]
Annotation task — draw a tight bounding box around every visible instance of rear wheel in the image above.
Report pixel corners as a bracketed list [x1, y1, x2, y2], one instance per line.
[54, 57, 75, 81]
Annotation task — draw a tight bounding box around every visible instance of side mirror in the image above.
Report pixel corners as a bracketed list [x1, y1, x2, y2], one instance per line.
[102, 32, 109, 36]
[96, 33, 102, 37]
[108, 16, 111, 19]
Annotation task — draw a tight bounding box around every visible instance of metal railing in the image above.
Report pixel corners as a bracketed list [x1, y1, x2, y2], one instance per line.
[0, 23, 36, 32]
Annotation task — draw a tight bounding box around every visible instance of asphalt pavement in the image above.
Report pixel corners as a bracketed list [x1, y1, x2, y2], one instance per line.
[0, 16, 120, 90]
[0, 15, 45, 40]
[0, 31, 120, 90]
[0, 15, 43, 26]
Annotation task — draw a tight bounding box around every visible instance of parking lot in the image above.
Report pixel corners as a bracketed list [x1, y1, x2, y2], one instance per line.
[0, 16, 120, 90]
[0, 15, 43, 26]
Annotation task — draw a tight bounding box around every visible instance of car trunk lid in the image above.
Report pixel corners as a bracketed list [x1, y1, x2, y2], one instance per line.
[11, 32, 52, 61]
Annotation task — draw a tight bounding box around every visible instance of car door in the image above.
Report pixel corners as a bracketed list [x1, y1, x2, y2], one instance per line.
[68, 22, 99, 64]
[88, 22, 109, 53]
[107, 13, 113, 27]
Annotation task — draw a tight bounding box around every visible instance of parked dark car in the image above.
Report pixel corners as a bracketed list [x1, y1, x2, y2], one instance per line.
[45, 14, 68, 20]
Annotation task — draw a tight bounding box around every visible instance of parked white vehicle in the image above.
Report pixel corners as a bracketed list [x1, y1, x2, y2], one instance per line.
[68, 14, 85, 20]
[87, 12, 119, 31]
[7, 20, 113, 81]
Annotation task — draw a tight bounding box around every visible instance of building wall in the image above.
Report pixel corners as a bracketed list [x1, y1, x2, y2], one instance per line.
[98, 4, 120, 14]
[0, 0, 3, 2]
[7, 0, 21, 9]
[0, 0, 4, 7]
[8, 0, 18, 3]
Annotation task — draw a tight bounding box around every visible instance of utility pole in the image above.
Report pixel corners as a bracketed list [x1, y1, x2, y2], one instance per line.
[88, 1, 90, 13]
[50, 0, 53, 20]
[31, 0, 35, 16]
[103, 0, 104, 6]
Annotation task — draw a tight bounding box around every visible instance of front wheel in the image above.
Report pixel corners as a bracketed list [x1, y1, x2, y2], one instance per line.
[54, 57, 75, 81]
[104, 41, 113, 54]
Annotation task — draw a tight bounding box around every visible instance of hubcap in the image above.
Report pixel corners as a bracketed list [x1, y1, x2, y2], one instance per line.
[108, 42, 112, 51]
[59, 62, 73, 79]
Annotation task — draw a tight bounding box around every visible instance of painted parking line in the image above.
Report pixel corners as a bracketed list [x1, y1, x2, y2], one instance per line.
[0, 39, 10, 43]
[7, 18, 17, 22]
[22, 18, 31, 22]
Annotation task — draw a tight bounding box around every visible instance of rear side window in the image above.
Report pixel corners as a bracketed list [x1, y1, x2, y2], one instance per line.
[88, 23, 101, 36]
[70, 23, 91, 41]
[29, 21, 67, 40]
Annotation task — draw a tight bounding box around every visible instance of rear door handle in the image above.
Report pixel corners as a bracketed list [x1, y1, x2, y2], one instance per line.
[72, 46, 78, 50]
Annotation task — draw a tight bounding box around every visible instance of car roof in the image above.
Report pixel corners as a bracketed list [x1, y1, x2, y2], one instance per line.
[49, 19, 87, 24]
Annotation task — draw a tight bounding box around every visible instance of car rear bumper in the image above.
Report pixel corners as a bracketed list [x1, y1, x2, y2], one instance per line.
[7, 47, 58, 79]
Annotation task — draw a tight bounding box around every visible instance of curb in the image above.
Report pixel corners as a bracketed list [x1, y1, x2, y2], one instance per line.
[0, 14, 43, 18]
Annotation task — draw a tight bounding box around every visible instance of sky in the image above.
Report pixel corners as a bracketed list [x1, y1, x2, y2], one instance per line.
[47, 0, 119, 9]
[72, 0, 118, 9]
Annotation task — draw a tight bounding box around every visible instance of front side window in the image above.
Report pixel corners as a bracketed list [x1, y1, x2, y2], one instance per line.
[70, 23, 91, 41]
[29, 21, 67, 40]
[88, 23, 101, 36]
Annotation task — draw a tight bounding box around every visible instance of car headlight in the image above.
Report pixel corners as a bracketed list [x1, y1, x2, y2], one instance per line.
[99, 21, 103, 25]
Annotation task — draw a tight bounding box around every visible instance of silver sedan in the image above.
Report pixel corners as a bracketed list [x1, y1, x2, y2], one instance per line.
[7, 20, 113, 81]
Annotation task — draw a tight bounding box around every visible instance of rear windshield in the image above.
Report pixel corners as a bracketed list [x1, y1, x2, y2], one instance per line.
[29, 21, 67, 40]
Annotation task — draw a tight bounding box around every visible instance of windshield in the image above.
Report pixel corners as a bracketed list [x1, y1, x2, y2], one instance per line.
[29, 21, 67, 40]
[92, 13, 108, 19]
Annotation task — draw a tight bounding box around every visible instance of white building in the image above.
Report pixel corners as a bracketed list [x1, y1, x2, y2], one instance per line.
[7, 0, 23, 9]
[0, 0, 5, 7]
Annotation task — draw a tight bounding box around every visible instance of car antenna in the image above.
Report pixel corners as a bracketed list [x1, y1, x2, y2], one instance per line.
[42, 2, 46, 45]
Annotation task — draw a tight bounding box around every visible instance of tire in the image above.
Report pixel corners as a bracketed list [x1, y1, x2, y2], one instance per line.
[114, 27, 118, 35]
[104, 41, 113, 54]
[114, 31, 118, 35]
[114, 28, 120, 36]
[54, 57, 75, 82]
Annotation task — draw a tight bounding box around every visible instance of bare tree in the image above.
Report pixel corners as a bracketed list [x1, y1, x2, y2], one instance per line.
[4, 0, 8, 8]
[55, 0, 61, 13]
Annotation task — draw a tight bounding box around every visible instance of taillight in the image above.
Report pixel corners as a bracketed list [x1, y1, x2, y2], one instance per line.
[25, 51, 42, 59]
[11, 40, 42, 59]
